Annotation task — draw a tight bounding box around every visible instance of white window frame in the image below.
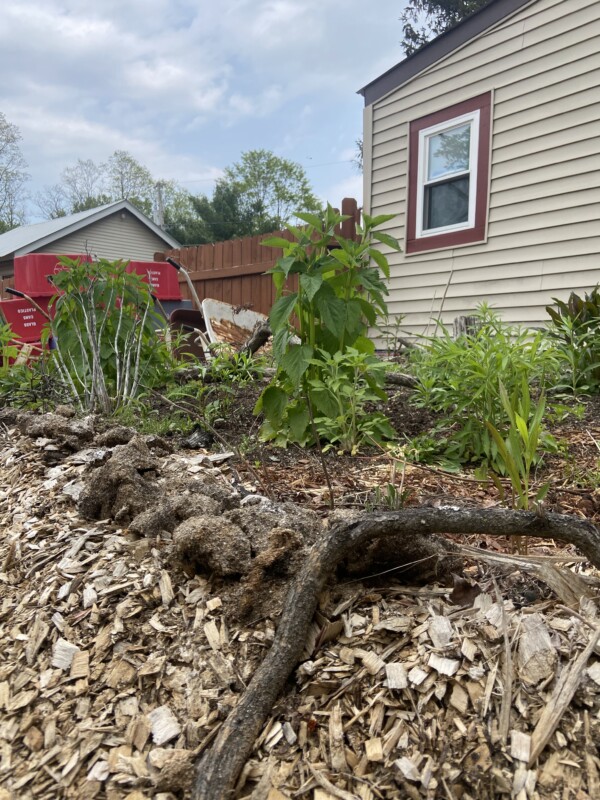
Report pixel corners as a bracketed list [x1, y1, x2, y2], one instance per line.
[415, 109, 480, 239]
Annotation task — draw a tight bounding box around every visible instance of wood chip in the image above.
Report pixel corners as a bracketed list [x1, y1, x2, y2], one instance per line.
[355, 650, 385, 675]
[148, 706, 181, 746]
[510, 730, 531, 762]
[329, 705, 347, 771]
[428, 615, 454, 649]
[51, 637, 80, 670]
[365, 738, 383, 762]
[517, 613, 557, 685]
[386, 662, 408, 689]
[204, 620, 221, 651]
[70, 650, 90, 680]
[428, 653, 460, 676]
[158, 570, 174, 607]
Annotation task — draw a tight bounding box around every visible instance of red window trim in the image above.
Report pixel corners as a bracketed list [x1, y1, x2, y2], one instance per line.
[406, 92, 492, 255]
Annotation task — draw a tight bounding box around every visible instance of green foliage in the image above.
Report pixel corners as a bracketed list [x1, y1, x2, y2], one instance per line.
[410, 305, 559, 469]
[165, 347, 266, 428]
[486, 380, 550, 510]
[223, 149, 321, 234]
[255, 205, 398, 451]
[545, 286, 600, 395]
[366, 482, 412, 512]
[309, 348, 395, 454]
[186, 181, 263, 244]
[400, 1, 490, 55]
[49, 258, 174, 413]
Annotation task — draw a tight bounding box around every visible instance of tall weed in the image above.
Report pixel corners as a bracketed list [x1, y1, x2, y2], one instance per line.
[410, 305, 559, 469]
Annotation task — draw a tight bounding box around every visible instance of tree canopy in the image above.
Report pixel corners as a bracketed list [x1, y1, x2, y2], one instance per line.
[400, 0, 491, 55]
[0, 112, 29, 233]
[169, 150, 322, 244]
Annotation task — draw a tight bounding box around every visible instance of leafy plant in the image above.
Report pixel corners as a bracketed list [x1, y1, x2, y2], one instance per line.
[486, 380, 549, 511]
[309, 348, 395, 454]
[49, 257, 174, 413]
[254, 204, 399, 450]
[546, 286, 600, 395]
[410, 305, 559, 470]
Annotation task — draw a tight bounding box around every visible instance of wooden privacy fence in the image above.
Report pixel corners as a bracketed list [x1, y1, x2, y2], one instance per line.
[155, 197, 361, 316]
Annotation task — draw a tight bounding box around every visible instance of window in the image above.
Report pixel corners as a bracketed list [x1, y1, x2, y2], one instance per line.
[406, 92, 491, 254]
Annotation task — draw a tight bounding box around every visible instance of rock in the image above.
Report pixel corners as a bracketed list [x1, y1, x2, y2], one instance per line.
[54, 404, 76, 418]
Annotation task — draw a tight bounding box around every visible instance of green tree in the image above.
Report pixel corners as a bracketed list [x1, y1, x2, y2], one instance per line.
[401, 0, 490, 55]
[188, 180, 263, 243]
[0, 112, 29, 232]
[222, 149, 321, 234]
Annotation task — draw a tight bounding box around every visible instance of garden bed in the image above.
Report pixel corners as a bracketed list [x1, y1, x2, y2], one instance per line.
[1, 395, 600, 799]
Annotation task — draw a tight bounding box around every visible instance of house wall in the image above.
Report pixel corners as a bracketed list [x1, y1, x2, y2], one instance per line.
[33, 211, 169, 263]
[365, 0, 600, 334]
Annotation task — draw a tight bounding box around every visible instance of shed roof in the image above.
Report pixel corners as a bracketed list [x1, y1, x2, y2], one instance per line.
[359, 0, 536, 106]
[0, 200, 180, 259]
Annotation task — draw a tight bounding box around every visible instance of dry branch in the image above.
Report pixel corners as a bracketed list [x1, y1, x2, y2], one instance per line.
[192, 507, 600, 799]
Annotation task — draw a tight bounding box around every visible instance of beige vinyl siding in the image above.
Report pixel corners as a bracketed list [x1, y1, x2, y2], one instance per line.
[33, 211, 168, 262]
[367, 0, 600, 334]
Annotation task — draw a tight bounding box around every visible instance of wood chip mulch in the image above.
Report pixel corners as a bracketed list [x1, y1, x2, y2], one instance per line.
[1, 424, 600, 799]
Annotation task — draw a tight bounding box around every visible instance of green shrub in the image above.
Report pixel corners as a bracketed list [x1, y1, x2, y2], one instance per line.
[410, 305, 559, 469]
[546, 286, 600, 395]
[255, 204, 398, 451]
[50, 257, 174, 413]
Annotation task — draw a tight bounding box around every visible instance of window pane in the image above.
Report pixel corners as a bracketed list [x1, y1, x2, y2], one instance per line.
[427, 123, 471, 180]
[424, 176, 470, 230]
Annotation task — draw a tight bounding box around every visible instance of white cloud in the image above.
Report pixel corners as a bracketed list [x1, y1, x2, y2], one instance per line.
[0, 0, 408, 215]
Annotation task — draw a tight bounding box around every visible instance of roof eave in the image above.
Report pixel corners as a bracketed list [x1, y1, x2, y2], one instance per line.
[359, 0, 536, 106]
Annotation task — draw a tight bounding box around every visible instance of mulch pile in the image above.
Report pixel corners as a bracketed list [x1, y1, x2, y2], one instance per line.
[1, 406, 600, 799]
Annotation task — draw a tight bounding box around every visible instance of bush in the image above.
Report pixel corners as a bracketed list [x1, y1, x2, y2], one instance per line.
[546, 286, 600, 395]
[410, 305, 559, 469]
[254, 204, 399, 452]
[50, 257, 175, 413]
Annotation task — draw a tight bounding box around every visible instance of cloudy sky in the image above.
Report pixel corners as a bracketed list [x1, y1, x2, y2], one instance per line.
[1, 0, 410, 221]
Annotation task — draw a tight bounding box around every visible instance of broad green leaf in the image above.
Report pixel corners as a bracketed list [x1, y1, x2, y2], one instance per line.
[300, 273, 323, 302]
[315, 292, 346, 338]
[269, 293, 298, 332]
[273, 256, 299, 278]
[261, 236, 293, 249]
[357, 298, 377, 326]
[281, 344, 313, 386]
[257, 385, 288, 425]
[287, 404, 310, 442]
[330, 249, 353, 267]
[363, 213, 396, 229]
[353, 335, 376, 355]
[372, 231, 401, 251]
[294, 211, 324, 229]
[272, 328, 290, 363]
[535, 483, 550, 503]
[369, 247, 391, 279]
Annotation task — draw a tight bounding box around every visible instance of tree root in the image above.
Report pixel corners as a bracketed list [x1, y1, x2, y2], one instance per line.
[192, 507, 600, 799]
